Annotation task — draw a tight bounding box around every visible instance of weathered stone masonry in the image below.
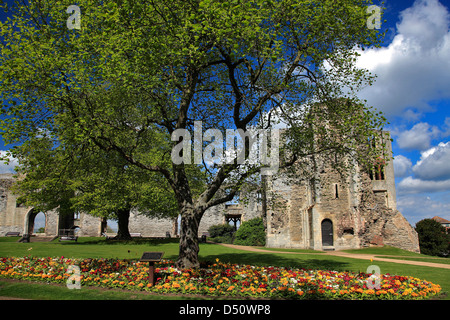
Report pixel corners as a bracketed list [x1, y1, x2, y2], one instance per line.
[265, 132, 420, 252]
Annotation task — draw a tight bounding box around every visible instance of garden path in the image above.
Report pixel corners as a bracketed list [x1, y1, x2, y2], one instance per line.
[218, 243, 450, 269]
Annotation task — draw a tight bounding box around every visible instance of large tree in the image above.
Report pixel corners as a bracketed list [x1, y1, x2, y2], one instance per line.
[0, 0, 386, 268]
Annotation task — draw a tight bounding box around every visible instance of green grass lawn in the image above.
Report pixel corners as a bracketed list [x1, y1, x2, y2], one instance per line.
[0, 279, 205, 300]
[0, 237, 448, 300]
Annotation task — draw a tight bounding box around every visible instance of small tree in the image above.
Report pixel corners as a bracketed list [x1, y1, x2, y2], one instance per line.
[415, 219, 449, 257]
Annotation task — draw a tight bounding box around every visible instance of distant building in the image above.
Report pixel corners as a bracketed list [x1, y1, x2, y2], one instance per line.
[432, 216, 450, 233]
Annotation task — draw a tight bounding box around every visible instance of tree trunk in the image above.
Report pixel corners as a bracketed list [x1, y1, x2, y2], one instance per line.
[172, 215, 179, 237]
[176, 207, 202, 269]
[115, 208, 132, 240]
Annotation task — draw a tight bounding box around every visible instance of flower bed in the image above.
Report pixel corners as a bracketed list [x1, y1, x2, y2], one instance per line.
[0, 256, 442, 299]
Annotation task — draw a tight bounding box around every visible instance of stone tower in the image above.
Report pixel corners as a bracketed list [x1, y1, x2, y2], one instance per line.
[265, 131, 420, 252]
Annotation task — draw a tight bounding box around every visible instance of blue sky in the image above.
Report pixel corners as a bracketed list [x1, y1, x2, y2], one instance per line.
[1, 0, 450, 228]
[354, 0, 450, 225]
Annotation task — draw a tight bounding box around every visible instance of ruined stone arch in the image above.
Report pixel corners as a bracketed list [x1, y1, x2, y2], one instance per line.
[22, 207, 59, 236]
[23, 208, 38, 235]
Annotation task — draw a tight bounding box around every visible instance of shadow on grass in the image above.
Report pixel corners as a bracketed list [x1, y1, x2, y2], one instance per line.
[201, 252, 350, 271]
[58, 237, 181, 246]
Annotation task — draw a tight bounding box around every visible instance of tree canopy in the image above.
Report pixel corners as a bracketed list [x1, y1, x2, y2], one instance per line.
[1, 0, 387, 268]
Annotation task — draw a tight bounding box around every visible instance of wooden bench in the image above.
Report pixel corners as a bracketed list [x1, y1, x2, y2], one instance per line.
[58, 229, 78, 242]
[59, 235, 78, 242]
[130, 233, 142, 238]
[5, 232, 20, 237]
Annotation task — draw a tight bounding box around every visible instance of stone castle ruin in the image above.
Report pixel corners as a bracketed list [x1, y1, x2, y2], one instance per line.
[0, 131, 420, 252]
[265, 132, 419, 252]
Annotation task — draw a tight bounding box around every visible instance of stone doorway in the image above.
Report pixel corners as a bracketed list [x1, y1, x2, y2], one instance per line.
[26, 209, 46, 235]
[321, 219, 333, 247]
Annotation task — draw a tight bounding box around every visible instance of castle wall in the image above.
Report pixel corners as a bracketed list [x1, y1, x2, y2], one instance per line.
[75, 212, 103, 237]
[0, 171, 260, 238]
[0, 174, 32, 236]
[128, 211, 174, 237]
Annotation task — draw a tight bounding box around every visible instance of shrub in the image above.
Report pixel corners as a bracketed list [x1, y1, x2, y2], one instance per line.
[415, 219, 449, 257]
[234, 217, 266, 246]
[208, 224, 235, 243]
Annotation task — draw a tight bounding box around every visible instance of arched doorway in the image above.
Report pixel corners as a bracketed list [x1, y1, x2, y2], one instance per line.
[25, 209, 46, 235]
[321, 219, 333, 246]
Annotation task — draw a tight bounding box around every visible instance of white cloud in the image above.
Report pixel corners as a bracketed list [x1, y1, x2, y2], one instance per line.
[393, 155, 412, 177]
[356, 0, 450, 116]
[396, 122, 440, 150]
[412, 141, 450, 180]
[397, 193, 450, 225]
[443, 117, 450, 137]
[0, 151, 18, 174]
[398, 176, 450, 194]
[396, 141, 450, 194]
